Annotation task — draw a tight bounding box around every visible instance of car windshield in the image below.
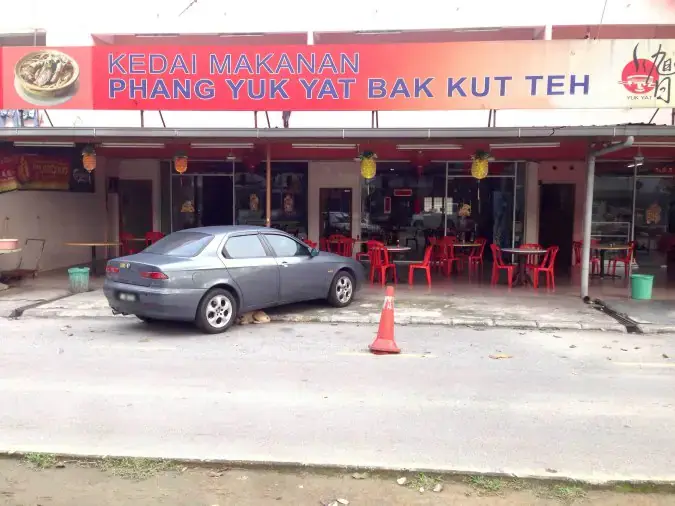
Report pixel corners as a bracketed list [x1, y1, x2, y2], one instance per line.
[143, 232, 213, 257]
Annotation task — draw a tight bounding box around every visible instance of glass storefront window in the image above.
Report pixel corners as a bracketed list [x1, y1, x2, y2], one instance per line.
[359, 161, 519, 255]
[234, 162, 308, 236]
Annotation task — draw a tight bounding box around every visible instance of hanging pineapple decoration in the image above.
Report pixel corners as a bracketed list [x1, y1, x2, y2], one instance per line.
[470, 149, 490, 180]
[360, 151, 377, 180]
[81, 145, 97, 173]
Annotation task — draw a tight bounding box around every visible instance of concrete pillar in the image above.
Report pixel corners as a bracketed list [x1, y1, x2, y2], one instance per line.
[523, 161, 540, 244]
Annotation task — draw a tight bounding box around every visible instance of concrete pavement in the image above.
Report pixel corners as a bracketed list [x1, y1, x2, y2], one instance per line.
[14, 287, 627, 332]
[0, 317, 673, 483]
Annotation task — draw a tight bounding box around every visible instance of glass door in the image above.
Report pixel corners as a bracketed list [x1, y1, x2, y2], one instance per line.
[319, 188, 352, 239]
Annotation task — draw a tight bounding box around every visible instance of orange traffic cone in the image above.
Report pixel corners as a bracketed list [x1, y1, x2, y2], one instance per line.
[369, 285, 401, 355]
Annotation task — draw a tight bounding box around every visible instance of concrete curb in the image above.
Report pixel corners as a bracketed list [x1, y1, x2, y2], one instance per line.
[637, 324, 675, 334]
[1, 450, 674, 487]
[17, 307, 627, 333]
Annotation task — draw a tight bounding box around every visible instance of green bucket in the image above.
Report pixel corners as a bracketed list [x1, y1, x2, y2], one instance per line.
[68, 267, 90, 293]
[630, 273, 654, 300]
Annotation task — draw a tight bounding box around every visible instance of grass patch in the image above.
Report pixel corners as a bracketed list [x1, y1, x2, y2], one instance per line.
[548, 485, 587, 503]
[92, 457, 178, 481]
[407, 472, 441, 490]
[467, 475, 505, 495]
[24, 453, 57, 469]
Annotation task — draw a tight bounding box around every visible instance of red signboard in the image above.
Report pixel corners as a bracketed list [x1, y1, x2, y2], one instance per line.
[0, 40, 674, 111]
[0, 154, 70, 192]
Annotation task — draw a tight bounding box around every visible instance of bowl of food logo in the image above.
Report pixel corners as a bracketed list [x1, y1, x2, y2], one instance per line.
[14, 50, 80, 101]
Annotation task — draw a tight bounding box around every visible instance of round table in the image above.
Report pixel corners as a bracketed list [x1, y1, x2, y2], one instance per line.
[592, 244, 631, 279]
[65, 242, 121, 275]
[501, 248, 548, 287]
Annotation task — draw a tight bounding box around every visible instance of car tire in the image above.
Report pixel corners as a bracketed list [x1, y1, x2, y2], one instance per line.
[136, 316, 159, 324]
[328, 270, 355, 308]
[195, 288, 238, 334]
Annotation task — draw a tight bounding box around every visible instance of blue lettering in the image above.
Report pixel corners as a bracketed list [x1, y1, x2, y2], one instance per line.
[195, 79, 215, 99]
[210, 54, 232, 75]
[234, 55, 253, 74]
[299, 78, 319, 99]
[109, 78, 126, 98]
[173, 80, 190, 99]
[570, 74, 590, 95]
[255, 54, 274, 74]
[169, 54, 190, 74]
[414, 77, 434, 98]
[390, 78, 411, 99]
[149, 79, 170, 99]
[471, 77, 490, 97]
[368, 78, 387, 99]
[128, 53, 145, 74]
[276, 53, 294, 74]
[494, 76, 512, 96]
[297, 53, 315, 74]
[248, 80, 266, 100]
[128, 79, 147, 99]
[525, 75, 544, 95]
[340, 53, 359, 73]
[547, 75, 565, 96]
[149, 54, 167, 74]
[270, 78, 290, 99]
[225, 79, 245, 99]
[108, 54, 126, 74]
[447, 77, 467, 97]
[318, 53, 338, 74]
[337, 78, 355, 99]
[317, 79, 339, 99]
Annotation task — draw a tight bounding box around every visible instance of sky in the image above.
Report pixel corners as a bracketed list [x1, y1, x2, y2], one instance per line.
[1, 0, 673, 34]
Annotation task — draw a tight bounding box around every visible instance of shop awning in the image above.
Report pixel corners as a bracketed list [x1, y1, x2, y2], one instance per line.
[1, 124, 675, 142]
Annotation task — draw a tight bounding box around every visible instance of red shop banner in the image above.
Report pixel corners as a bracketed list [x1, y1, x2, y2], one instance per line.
[1, 40, 675, 110]
[0, 154, 70, 192]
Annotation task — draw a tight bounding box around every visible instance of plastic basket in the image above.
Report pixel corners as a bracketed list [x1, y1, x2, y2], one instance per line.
[68, 267, 90, 293]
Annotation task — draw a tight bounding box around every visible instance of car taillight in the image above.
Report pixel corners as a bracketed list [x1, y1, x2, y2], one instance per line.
[140, 271, 169, 280]
[106, 266, 119, 274]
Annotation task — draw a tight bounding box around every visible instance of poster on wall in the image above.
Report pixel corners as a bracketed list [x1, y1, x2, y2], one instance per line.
[0, 153, 93, 192]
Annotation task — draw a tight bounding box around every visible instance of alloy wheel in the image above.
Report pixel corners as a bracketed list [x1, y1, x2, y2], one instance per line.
[205, 294, 233, 329]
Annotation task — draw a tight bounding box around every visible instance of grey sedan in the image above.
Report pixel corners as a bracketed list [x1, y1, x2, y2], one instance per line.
[103, 226, 365, 333]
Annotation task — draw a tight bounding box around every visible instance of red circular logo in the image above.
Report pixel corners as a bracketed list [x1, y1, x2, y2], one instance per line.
[621, 59, 659, 94]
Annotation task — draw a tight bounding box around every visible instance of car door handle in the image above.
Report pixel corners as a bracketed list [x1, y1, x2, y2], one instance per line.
[280, 261, 289, 267]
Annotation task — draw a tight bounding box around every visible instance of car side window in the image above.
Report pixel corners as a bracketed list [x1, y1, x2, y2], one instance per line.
[264, 234, 311, 258]
[223, 235, 268, 259]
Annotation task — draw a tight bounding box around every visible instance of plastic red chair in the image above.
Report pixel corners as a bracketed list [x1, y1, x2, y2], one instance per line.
[490, 244, 515, 288]
[408, 245, 434, 286]
[520, 243, 542, 269]
[357, 240, 379, 262]
[608, 241, 636, 279]
[371, 245, 398, 286]
[339, 237, 356, 257]
[468, 237, 487, 276]
[531, 246, 560, 289]
[439, 237, 460, 276]
[319, 238, 328, 252]
[303, 239, 317, 249]
[572, 241, 582, 265]
[120, 232, 138, 256]
[589, 240, 601, 275]
[145, 231, 165, 246]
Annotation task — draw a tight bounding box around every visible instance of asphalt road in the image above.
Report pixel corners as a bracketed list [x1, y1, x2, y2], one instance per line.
[0, 317, 673, 482]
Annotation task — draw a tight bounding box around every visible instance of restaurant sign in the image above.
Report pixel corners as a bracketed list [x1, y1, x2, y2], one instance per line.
[0, 154, 72, 193]
[1, 39, 675, 111]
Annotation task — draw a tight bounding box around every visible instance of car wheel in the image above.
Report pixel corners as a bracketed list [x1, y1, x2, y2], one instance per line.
[195, 288, 237, 334]
[136, 316, 158, 324]
[328, 271, 355, 308]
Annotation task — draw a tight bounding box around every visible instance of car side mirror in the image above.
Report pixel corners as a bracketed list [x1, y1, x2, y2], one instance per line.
[310, 248, 320, 257]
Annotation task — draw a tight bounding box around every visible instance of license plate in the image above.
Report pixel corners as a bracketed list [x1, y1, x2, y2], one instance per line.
[118, 292, 137, 302]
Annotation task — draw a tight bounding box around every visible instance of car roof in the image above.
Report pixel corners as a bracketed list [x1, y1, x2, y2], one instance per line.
[177, 225, 286, 236]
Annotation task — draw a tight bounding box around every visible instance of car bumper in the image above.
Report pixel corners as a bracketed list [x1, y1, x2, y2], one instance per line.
[103, 280, 205, 321]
